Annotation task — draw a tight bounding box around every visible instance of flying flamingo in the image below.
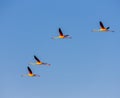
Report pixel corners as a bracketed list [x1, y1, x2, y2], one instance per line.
[52, 28, 72, 39]
[22, 66, 40, 77]
[29, 55, 51, 66]
[92, 21, 114, 32]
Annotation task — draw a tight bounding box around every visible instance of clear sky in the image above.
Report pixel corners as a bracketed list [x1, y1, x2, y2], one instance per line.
[0, 0, 120, 98]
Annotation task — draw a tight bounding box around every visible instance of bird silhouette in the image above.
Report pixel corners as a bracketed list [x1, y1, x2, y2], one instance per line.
[29, 55, 51, 66]
[22, 66, 40, 77]
[52, 28, 72, 39]
[92, 21, 114, 32]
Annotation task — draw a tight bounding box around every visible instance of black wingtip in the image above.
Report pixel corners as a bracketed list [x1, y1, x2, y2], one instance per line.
[34, 55, 37, 58]
[99, 21, 102, 24]
[59, 28, 61, 31]
[27, 66, 32, 74]
[107, 27, 110, 30]
[34, 55, 40, 62]
[27, 66, 30, 71]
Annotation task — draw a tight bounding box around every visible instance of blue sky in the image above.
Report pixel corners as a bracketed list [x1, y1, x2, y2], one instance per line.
[0, 0, 120, 98]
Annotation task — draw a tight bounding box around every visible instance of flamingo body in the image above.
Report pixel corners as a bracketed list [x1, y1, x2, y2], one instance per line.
[36, 61, 43, 65]
[59, 35, 65, 38]
[28, 73, 35, 77]
[29, 55, 50, 66]
[22, 66, 40, 77]
[92, 21, 114, 32]
[52, 28, 71, 39]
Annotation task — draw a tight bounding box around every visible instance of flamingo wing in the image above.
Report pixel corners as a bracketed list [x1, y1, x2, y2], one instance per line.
[27, 66, 33, 74]
[34, 55, 40, 62]
[64, 35, 69, 37]
[59, 28, 64, 36]
[100, 21, 105, 29]
[106, 27, 110, 30]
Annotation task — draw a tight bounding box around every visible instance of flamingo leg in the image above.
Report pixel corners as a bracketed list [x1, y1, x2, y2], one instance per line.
[108, 30, 114, 32]
[66, 36, 72, 39]
[43, 63, 51, 66]
[35, 74, 40, 77]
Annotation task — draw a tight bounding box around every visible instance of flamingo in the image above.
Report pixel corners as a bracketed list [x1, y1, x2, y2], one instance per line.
[52, 28, 71, 39]
[29, 55, 51, 66]
[22, 66, 40, 77]
[92, 21, 114, 32]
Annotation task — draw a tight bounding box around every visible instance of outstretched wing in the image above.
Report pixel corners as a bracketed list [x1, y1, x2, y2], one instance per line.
[34, 55, 40, 62]
[27, 66, 32, 74]
[99, 21, 105, 29]
[59, 28, 64, 36]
